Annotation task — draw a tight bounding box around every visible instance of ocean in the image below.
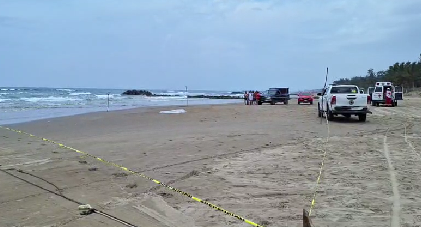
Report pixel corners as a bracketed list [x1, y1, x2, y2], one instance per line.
[0, 87, 243, 125]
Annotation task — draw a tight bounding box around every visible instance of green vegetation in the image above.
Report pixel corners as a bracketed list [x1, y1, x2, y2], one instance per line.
[334, 54, 421, 91]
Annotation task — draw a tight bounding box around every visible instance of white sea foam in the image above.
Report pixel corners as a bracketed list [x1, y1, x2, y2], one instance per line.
[159, 109, 186, 114]
[96, 94, 121, 99]
[146, 96, 187, 101]
[56, 88, 75, 92]
[21, 96, 82, 102]
[0, 98, 11, 102]
[69, 92, 92, 96]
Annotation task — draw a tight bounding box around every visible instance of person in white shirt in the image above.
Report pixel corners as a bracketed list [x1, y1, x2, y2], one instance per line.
[248, 90, 254, 105]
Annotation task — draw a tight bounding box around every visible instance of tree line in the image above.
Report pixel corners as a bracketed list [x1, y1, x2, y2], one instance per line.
[333, 54, 421, 91]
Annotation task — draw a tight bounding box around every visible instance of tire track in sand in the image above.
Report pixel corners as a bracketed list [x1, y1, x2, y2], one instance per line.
[382, 135, 401, 227]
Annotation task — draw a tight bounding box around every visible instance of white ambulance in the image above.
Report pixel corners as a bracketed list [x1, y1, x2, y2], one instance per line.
[370, 82, 403, 107]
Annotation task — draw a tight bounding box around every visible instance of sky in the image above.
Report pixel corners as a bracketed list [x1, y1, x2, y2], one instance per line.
[1, 0, 421, 91]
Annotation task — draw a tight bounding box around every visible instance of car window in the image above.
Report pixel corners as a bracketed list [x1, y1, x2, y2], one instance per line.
[374, 87, 382, 92]
[300, 93, 311, 96]
[330, 87, 358, 94]
[268, 90, 277, 95]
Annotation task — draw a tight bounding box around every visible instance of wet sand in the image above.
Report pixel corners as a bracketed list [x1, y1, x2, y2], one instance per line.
[1, 99, 421, 227]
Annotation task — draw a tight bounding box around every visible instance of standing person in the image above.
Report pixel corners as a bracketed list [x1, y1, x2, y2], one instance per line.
[248, 90, 254, 105]
[255, 91, 261, 105]
[385, 88, 392, 106]
[244, 91, 248, 105]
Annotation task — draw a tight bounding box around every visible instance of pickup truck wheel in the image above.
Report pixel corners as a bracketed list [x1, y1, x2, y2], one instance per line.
[394, 101, 398, 106]
[310, 101, 313, 105]
[371, 101, 375, 106]
[376, 102, 379, 107]
[258, 101, 262, 105]
[298, 101, 300, 105]
[284, 100, 288, 105]
[358, 114, 367, 122]
[327, 107, 334, 121]
[270, 101, 275, 105]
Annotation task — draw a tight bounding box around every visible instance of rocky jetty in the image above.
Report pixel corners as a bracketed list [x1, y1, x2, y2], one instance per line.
[122, 90, 154, 96]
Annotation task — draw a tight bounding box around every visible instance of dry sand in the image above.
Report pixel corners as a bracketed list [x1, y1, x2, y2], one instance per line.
[1, 98, 421, 227]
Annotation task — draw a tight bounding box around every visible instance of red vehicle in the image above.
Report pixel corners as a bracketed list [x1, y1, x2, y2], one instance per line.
[298, 92, 314, 105]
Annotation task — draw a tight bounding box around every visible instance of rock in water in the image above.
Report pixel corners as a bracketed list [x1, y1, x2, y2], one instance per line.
[122, 90, 153, 96]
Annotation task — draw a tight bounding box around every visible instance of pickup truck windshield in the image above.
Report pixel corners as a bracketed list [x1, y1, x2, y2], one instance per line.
[268, 88, 288, 95]
[330, 87, 358, 94]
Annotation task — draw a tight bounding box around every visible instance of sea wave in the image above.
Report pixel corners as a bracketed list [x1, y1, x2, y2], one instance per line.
[56, 88, 75, 92]
[95, 94, 121, 99]
[146, 96, 188, 101]
[21, 96, 82, 102]
[69, 92, 92, 96]
[0, 98, 11, 102]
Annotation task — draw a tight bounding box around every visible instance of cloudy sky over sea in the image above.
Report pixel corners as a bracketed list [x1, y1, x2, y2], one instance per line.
[1, 0, 421, 91]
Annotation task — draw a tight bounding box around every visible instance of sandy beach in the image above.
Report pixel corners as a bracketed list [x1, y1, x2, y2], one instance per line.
[1, 98, 421, 227]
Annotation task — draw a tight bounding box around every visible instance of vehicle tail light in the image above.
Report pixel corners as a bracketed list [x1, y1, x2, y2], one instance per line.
[331, 95, 336, 105]
[367, 95, 371, 104]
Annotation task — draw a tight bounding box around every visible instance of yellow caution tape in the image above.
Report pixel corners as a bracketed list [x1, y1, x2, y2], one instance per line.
[308, 149, 327, 216]
[0, 125, 265, 227]
[308, 112, 330, 216]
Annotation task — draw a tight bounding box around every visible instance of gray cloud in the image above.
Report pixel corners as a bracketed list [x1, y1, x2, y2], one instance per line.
[1, 0, 421, 91]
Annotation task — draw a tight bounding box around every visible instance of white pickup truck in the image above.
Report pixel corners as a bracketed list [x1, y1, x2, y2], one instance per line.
[317, 85, 372, 122]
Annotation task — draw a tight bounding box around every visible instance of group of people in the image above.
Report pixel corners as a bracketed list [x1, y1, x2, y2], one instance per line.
[243, 91, 261, 105]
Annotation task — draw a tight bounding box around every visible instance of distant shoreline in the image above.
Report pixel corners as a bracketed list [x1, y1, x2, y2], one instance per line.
[122, 89, 243, 99]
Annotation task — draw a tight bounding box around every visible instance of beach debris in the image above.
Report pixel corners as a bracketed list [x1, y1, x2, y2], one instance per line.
[79, 160, 88, 164]
[112, 172, 129, 178]
[159, 109, 186, 114]
[126, 183, 137, 189]
[88, 167, 98, 171]
[78, 204, 94, 215]
[157, 192, 173, 198]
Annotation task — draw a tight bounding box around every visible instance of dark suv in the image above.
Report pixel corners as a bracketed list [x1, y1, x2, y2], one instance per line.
[265, 88, 290, 105]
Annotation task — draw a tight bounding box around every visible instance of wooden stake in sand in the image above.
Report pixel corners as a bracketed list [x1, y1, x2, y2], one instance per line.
[185, 86, 188, 106]
[303, 209, 312, 227]
[107, 93, 110, 112]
